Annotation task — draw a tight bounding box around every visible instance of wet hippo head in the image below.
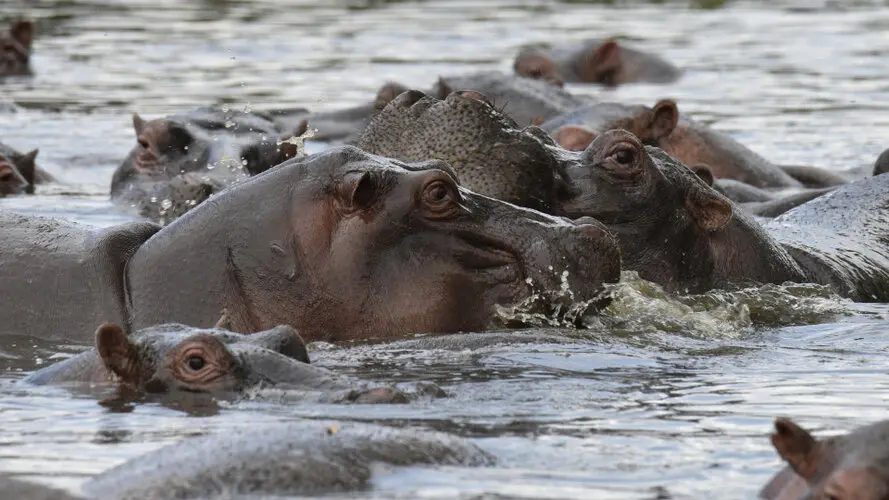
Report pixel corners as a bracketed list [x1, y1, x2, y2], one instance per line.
[0, 19, 34, 77]
[761, 418, 889, 500]
[0, 147, 38, 196]
[549, 100, 678, 152]
[127, 146, 621, 341]
[354, 89, 572, 213]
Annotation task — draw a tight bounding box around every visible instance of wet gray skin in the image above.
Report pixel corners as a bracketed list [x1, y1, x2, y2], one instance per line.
[513, 38, 682, 87]
[83, 421, 495, 500]
[874, 147, 889, 176]
[0, 141, 52, 196]
[540, 100, 844, 189]
[702, 171, 838, 217]
[764, 172, 889, 302]
[559, 129, 808, 294]
[373, 70, 591, 129]
[0, 146, 620, 342]
[264, 101, 378, 143]
[110, 106, 306, 223]
[760, 418, 889, 500]
[0, 474, 83, 500]
[0, 18, 34, 77]
[353, 89, 574, 213]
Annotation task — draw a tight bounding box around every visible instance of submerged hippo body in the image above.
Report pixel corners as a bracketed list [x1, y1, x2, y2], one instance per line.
[0, 19, 34, 77]
[541, 100, 835, 189]
[265, 102, 378, 144]
[84, 421, 494, 499]
[111, 107, 306, 223]
[354, 89, 572, 213]
[760, 418, 889, 500]
[373, 71, 591, 128]
[1, 146, 620, 342]
[514, 38, 682, 87]
[0, 141, 53, 196]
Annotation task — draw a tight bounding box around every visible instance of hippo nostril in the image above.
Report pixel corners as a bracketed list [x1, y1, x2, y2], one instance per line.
[393, 90, 428, 108]
[455, 90, 493, 107]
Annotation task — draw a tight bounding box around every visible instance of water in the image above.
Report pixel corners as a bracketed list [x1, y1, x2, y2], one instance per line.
[2, 0, 889, 498]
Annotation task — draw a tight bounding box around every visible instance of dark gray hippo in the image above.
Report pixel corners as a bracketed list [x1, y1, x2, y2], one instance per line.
[513, 38, 682, 87]
[0, 18, 34, 77]
[541, 100, 848, 189]
[561, 129, 889, 301]
[22, 322, 404, 403]
[353, 89, 572, 213]
[0, 141, 54, 196]
[111, 107, 307, 223]
[83, 421, 494, 499]
[1, 146, 620, 342]
[760, 418, 889, 500]
[372, 70, 592, 129]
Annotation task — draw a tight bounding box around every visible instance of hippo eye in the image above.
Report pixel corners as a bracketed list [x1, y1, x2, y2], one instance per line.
[186, 355, 205, 371]
[424, 181, 451, 205]
[611, 148, 635, 166]
[421, 179, 460, 218]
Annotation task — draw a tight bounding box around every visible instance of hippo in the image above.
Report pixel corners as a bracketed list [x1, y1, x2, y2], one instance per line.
[0, 141, 53, 196]
[513, 38, 682, 87]
[84, 421, 494, 499]
[22, 322, 406, 403]
[541, 100, 847, 189]
[0, 146, 620, 342]
[264, 102, 378, 144]
[0, 18, 34, 77]
[111, 107, 306, 223]
[372, 71, 591, 129]
[353, 89, 573, 213]
[760, 417, 889, 500]
[874, 147, 889, 176]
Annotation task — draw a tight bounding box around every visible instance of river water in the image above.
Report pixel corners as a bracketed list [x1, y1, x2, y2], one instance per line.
[2, 0, 889, 498]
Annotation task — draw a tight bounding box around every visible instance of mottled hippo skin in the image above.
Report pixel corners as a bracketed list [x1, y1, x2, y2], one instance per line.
[23, 323, 403, 402]
[84, 421, 494, 499]
[111, 107, 306, 223]
[354, 89, 572, 213]
[1, 146, 620, 342]
[541, 100, 847, 189]
[559, 130, 806, 294]
[0, 19, 34, 77]
[0, 141, 54, 196]
[373, 70, 591, 129]
[514, 38, 682, 87]
[760, 418, 889, 500]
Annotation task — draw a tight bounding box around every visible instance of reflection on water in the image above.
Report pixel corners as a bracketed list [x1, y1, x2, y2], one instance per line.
[2, 0, 889, 499]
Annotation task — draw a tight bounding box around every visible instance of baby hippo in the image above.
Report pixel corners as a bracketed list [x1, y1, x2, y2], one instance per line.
[22, 322, 400, 402]
[761, 417, 889, 500]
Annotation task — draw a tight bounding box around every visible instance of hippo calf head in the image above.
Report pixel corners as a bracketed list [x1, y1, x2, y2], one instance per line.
[0, 147, 38, 196]
[761, 418, 889, 500]
[549, 100, 678, 153]
[0, 19, 33, 77]
[354, 89, 571, 213]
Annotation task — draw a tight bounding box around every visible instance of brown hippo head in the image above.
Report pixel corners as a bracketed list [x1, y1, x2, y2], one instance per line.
[548, 100, 678, 152]
[558, 129, 805, 293]
[126, 146, 622, 342]
[354, 89, 573, 213]
[0, 19, 34, 77]
[761, 418, 889, 500]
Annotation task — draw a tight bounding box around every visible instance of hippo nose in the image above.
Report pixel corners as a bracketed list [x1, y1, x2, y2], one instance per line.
[455, 90, 494, 107]
[393, 90, 428, 108]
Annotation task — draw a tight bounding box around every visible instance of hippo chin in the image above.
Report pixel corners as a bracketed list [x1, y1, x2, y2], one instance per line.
[1, 146, 620, 342]
[513, 37, 682, 87]
[0, 142, 53, 196]
[111, 107, 307, 223]
[760, 418, 889, 500]
[354, 89, 573, 213]
[541, 100, 846, 190]
[0, 18, 34, 77]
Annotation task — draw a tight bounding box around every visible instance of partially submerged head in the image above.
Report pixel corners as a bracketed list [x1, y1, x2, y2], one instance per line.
[0, 19, 34, 77]
[0, 147, 38, 196]
[548, 100, 679, 152]
[514, 38, 626, 86]
[761, 417, 889, 500]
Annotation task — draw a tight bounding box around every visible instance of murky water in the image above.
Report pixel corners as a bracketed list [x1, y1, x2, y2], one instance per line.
[2, 0, 889, 498]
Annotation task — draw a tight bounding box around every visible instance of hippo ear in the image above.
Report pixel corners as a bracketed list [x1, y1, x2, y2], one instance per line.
[10, 20, 34, 49]
[341, 171, 378, 212]
[685, 180, 732, 232]
[375, 82, 409, 112]
[554, 126, 596, 152]
[132, 113, 148, 136]
[771, 418, 821, 481]
[95, 323, 140, 385]
[650, 99, 679, 140]
[691, 164, 714, 186]
[589, 39, 623, 77]
[17, 149, 37, 186]
[435, 77, 453, 99]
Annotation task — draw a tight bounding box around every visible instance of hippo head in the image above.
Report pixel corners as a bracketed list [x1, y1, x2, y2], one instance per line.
[760, 418, 889, 500]
[354, 89, 573, 213]
[551, 100, 678, 152]
[92, 323, 329, 394]
[558, 129, 733, 291]
[514, 38, 626, 87]
[0, 19, 33, 77]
